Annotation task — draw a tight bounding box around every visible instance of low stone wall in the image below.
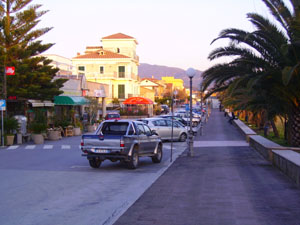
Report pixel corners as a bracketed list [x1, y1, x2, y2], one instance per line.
[233, 118, 300, 187]
[249, 135, 281, 161]
[233, 119, 257, 142]
[273, 150, 300, 187]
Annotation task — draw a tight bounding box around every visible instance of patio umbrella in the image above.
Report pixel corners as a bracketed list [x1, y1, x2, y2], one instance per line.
[123, 97, 154, 105]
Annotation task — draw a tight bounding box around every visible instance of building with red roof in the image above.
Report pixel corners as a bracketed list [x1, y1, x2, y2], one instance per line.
[72, 33, 140, 107]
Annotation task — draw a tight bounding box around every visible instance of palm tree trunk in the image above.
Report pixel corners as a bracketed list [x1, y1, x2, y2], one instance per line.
[289, 104, 300, 147]
[270, 119, 279, 138]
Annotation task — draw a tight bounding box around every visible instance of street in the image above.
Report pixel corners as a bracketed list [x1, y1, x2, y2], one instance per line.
[0, 136, 187, 225]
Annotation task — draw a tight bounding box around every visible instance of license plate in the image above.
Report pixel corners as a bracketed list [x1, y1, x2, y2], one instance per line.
[92, 149, 110, 153]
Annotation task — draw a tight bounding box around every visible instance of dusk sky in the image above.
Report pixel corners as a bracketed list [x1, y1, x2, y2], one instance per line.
[36, 0, 278, 71]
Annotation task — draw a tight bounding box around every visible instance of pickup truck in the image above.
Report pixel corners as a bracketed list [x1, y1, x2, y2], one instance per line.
[81, 120, 163, 169]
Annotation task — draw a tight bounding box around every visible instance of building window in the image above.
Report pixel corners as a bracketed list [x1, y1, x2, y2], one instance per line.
[78, 66, 85, 71]
[118, 66, 125, 78]
[100, 66, 104, 74]
[118, 84, 125, 99]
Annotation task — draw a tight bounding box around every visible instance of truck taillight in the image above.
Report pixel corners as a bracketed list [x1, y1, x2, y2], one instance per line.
[120, 138, 124, 147]
[81, 139, 84, 146]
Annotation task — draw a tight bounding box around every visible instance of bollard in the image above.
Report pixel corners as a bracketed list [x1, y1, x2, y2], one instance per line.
[199, 122, 203, 136]
[17, 133, 22, 145]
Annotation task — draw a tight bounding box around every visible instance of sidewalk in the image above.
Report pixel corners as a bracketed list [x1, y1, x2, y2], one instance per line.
[113, 109, 300, 225]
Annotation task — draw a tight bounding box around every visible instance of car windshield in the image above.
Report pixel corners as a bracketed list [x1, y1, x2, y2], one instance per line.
[107, 114, 119, 119]
[101, 122, 128, 135]
[138, 120, 148, 124]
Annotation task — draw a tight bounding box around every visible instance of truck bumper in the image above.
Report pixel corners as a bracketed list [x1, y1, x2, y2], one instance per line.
[81, 153, 128, 161]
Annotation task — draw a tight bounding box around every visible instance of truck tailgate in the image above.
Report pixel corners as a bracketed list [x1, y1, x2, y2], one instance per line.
[82, 134, 123, 150]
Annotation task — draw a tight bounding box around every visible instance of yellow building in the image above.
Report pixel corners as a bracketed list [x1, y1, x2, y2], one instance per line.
[72, 33, 140, 106]
[140, 78, 166, 98]
[161, 76, 185, 91]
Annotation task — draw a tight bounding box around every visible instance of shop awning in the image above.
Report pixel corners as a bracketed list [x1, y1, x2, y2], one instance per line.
[54, 96, 90, 105]
[123, 97, 154, 105]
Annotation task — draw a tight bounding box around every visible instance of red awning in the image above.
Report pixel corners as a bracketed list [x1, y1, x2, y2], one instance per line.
[123, 97, 154, 105]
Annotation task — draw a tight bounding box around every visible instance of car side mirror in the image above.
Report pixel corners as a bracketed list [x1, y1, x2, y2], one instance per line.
[151, 130, 158, 136]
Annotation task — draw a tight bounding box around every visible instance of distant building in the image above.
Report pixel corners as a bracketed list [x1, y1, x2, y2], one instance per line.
[161, 77, 184, 91]
[140, 78, 165, 98]
[39, 54, 73, 75]
[71, 33, 140, 106]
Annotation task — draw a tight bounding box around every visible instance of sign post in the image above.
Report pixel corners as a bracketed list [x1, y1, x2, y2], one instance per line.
[0, 100, 6, 147]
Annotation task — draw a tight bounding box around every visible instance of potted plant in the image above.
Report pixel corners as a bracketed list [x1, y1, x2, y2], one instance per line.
[73, 120, 82, 136]
[29, 122, 47, 144]
[3, 117, 19, 146]
[86, 122, 95, 133]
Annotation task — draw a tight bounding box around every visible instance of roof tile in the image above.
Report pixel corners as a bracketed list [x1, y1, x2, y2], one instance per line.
[73, 49, 129, 59]
[102, 33, 135, 39]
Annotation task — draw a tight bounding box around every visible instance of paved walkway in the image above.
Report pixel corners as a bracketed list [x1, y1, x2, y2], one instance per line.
[113, 109, 300, 225]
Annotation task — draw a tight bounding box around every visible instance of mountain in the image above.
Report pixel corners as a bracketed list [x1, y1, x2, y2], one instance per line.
[138, 63, 202, 89]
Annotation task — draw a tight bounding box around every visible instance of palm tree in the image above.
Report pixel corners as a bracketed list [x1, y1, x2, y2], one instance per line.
[202, 0, 300, 146]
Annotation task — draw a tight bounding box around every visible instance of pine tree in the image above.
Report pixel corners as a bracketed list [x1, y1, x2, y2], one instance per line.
[0, 0, 66, 101]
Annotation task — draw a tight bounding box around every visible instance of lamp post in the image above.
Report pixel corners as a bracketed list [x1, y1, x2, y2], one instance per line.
[170, 89, 177, 163]
[186, 68, 196, 157]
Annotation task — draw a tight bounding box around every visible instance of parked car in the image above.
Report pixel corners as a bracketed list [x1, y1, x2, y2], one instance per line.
[160, 104, 170, 114]
[139, 117, 187, 142]
[174, 111, 201, 127]
[158, 115, 188, 126]
[81, 120, 163, 169]
[105, 113, 120, 120]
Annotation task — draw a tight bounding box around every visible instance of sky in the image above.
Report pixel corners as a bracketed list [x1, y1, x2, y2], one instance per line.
[35, 0, 275, 71]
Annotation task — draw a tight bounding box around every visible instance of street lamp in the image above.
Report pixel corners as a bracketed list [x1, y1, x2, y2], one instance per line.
[170, 89, 178, 163]
[186, 67, 196, 157]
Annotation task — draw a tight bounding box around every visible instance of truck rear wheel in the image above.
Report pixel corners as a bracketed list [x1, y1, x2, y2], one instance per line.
[127, 147, 139, 169]
[89, 159, 102, 168]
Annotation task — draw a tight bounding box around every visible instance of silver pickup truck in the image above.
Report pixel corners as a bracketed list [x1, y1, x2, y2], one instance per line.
[81, 120, 163, 169]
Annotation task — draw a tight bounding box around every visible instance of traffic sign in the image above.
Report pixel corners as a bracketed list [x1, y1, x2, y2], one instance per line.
[185, 104, 189, 111]
[0, 99, 6, 111]
[6, 67, 15, 75]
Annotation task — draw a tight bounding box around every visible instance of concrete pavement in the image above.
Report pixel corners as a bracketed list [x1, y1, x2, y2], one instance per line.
[113, 109, 300, 225]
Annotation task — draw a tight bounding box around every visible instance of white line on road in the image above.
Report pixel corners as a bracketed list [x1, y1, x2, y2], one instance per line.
[25, 145, 36, 149]
[43, 145, 53, 149]
[62, 145, 71, 149]
[7, 145, 19, 150]
[70, 165, 90, 169]
[194, 141, 249, 147]
[163, 145, 177, 150]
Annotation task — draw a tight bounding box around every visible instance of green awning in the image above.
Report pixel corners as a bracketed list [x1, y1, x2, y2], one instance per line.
[54, 96, 90, 105]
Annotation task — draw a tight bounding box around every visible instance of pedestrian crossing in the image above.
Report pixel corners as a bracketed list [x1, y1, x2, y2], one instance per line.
[4, 144, 182, 151]
[5, 145, 81, 150]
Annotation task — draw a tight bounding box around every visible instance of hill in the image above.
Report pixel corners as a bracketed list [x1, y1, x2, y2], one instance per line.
[138, 63, 202, 89]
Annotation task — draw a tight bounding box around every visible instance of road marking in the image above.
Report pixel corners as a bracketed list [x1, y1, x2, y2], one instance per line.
[70, 165, 90, 169]
[62, 145, 70, 149]
[163, 145, 176, 150]
[194, 141, 249, 147]
[25, 145, 36, 149]
[7, 145, 19, 150]
[43, 145, 53, 149]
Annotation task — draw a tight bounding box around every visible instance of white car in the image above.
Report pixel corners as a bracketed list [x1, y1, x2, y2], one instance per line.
[174, 111, 201, 127]
[138, 118, 187, 142]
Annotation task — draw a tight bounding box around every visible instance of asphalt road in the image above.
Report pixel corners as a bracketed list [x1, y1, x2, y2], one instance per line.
[0, 136, 187, 225]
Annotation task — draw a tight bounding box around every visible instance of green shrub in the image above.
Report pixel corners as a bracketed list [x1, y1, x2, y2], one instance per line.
[2, 117, 20, 135]
[29, 122, 47, 134]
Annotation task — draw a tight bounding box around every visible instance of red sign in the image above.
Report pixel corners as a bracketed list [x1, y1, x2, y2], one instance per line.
[8, 96, 17, 100]
[6, 67, 15, 75]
